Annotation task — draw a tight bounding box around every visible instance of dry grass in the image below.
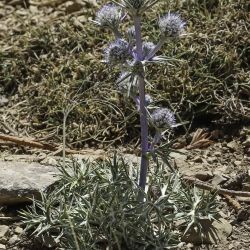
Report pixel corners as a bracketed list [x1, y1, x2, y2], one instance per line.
[0, 0, 249, 148]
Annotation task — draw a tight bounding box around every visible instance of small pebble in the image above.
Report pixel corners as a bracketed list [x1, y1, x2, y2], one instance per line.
[0, 243, 6, 250]
[0, 237, 7, 244]
[193, 156, 202, 163]
[227, 141, 238, 151]
[8, 235, 19, 245]
[0, 225, 9, 238]
[234, 160, 241, 167]
[14, 227, 23, 235]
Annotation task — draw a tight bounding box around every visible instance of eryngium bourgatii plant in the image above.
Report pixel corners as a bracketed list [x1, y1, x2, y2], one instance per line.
[95, 1, 186, 194]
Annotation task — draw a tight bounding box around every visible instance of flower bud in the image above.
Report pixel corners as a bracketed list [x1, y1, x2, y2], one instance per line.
[104, 39, 131, 65]
[159, 13, 185, 38]
[151, 107, 176, 129]
[96, 4, 122, 30]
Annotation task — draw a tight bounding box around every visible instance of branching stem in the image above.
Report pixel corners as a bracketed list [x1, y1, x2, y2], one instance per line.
[134, 15, 149, 196]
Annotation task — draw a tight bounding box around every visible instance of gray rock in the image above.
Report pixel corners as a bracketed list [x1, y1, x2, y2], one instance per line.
[182, 217, 232, 244]
[242, 183, 250, 192]
[170, 150, 188, 161]
[77, 15, 87, 23]
[214, 151, 221, 157]
[14, 227, 23, 235]
[207, 156, 217, 164]
[0, 243, 6, 250]
[8, 235, 19, 245]
[233, 160, 241, 167]
[170, 151, 188, 170]
[243, 137, 250, 148]
[0, 237, 7, 245]
[212, 174, 227, 186]
[0, 161, 60, 205]
[0, 225, 9, 238]
[226, 141, 238, 151]
[0, 96, 8, 107]
[193, 156, 203, 163]
[121, 154, 141, 166]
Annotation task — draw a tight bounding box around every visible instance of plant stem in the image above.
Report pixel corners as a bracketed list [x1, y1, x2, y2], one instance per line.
[62, 111, 67, 168]
[134, 15, 149, 194]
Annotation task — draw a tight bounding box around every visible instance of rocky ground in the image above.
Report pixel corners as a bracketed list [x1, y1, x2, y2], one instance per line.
[0, 125, 250, 249]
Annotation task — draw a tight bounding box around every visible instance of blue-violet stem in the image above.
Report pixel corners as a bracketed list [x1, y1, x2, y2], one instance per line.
[134, 15, 149, 195]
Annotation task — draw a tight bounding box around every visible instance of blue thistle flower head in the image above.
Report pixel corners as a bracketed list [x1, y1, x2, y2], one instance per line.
[96, 4, 122, 30]
[159, 13, 185, 38]
[151, 108, 176, 129]
[104, 39, 131, 65]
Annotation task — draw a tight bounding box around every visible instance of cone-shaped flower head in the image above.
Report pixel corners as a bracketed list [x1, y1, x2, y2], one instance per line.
[142, 42, 155, 59]
[151, 108, 176, 129]
[104, 39, 131, 65]
[96, 4, 122, 30]
[159, 13, 185, 38]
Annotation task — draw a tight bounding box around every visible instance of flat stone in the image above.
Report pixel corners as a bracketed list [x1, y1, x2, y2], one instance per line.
[214, 151, 221, 157]
[0, 236, 7, 244]
[0, 96, 8, 107]
[212, 174, 227, 186]
[207, 156, 218, 164]
[8, 235, 19, 245]
[242, 183, 250, 192]
[77, 15, 87, 23]
[193, 156, 203, 163]
[226, 141, 238, 151]
[182, 217, 232, 244]
[0, 225, 9, 238]
[121, 154, 141, 166]
[170, 150, 188, 161]
[243, 137, 250, 148]
[14, 226, 23, 235]
[0, 243, 6, 250]
[7, 0, 29, 7]
[0, 161, 60, 205]
[233, 160, 241, 167]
